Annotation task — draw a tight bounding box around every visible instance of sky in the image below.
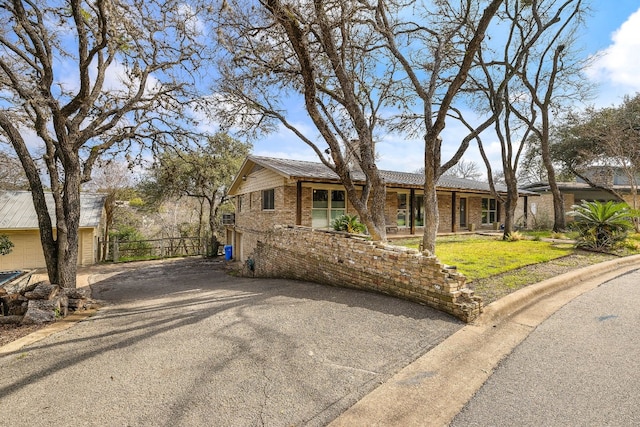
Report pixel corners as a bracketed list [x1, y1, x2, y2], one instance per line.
[249, 1, 640, 174]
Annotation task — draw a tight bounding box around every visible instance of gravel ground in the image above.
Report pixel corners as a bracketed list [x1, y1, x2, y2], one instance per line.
[0, 324, 47, 347]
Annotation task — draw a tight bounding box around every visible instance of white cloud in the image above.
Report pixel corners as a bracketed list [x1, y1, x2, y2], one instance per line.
[586, 8, 640, 92]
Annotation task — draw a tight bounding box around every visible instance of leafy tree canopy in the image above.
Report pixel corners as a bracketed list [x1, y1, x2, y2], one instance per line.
[0, 0, 213, 287]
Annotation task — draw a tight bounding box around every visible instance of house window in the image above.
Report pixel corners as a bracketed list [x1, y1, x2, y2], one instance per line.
[397, 193, 408, 227]
[262, 189, 275, 210]
[237, 195, 243, 213]
[482, 198, 497, 225]
[312, 189, 346, 228]
[415, 195, 424, 226]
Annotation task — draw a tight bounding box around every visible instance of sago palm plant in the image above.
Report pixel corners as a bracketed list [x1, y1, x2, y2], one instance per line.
[569, 200, 633, 251]
[332, 214, 367, 234]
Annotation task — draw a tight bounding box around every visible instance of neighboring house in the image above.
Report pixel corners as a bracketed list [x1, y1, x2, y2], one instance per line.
[524, 167, 640, 225]
[225, 156, 537, 261]
[0, 191, 106, 270]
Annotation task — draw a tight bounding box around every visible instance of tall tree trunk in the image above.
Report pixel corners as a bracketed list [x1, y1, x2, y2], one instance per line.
[360, 159, 387, 241]
[540, 111, 566, 231]
[368, 183, 387, 241]
[208, 198, 221, 257]
[422, 146, 439, 254]
[54, 168, 81, 288]
[0, 115, 61, 282]
[501, 167, 520, 238]
[102, 192, 115, 261]
[502, 184, 520, 239]
[422, 181, 439, 255]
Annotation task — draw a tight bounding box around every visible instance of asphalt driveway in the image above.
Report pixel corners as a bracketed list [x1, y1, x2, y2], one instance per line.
[0, 257, 462, 426]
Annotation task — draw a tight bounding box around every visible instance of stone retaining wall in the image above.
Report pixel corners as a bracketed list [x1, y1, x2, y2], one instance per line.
[243, 225, 483, 323]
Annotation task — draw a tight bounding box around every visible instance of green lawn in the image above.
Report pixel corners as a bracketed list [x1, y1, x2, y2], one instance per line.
[392, 232, 640, 304]
[393, 235, 574, 280]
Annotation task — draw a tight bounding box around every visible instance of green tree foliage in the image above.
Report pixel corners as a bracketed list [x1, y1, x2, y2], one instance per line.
[0, 234, 14, 256]
[552, 94, 640, 204]
[109, 226, 152, 257]
[213, 0, 507, 249]
[569, 200, 633, 251]
[0, 0, 212, 287]
[83, 161, 138, 261]
[140, 133, 251, 256]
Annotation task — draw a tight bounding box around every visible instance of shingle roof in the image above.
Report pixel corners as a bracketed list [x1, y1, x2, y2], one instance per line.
[248, 155, 520, 194]
[0, 191, 105, 230]
[523, 181, 636, 192]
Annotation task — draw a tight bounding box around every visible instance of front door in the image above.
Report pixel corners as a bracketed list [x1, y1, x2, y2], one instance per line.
[459, 198, 467, 228]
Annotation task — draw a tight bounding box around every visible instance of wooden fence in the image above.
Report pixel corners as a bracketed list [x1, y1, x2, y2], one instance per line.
[98, 237, 210, 262]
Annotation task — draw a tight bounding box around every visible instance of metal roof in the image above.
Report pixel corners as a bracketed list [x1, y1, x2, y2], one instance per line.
[0, 191, 106, 230]
[247, 155, 527, 194]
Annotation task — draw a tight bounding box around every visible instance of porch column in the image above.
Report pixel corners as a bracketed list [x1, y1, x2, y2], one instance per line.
[451, 192, 457, 233]
[296, 181, 302, 226]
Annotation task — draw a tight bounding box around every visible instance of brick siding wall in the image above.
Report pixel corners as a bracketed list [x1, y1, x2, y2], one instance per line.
[529, 193, 575, 228]
[242, 225, 483, 323]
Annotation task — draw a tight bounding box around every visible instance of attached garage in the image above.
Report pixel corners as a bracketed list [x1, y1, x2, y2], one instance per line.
[0, 191, 106, 270]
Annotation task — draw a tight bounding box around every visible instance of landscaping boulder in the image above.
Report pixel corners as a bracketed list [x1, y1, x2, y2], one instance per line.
[0, 287, 7, 315]
[67, 299, 85, 311]
[21, 301, 56, 324]
[1, 293, 28, 316]
[63, 287, 91, 300]
[21, 295, 68, 325]
[20, 281, 39, 295]
[2, 277, 95, 325]
[24, 281, 60, 300]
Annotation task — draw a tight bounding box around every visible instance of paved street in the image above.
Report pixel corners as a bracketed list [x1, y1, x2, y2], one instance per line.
[451, 269, 640, 426]
[0, 258, 462, 427]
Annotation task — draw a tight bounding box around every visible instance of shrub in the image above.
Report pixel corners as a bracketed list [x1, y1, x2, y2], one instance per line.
[332, 214, 367, 234]
[550, 231, 568, 240]
[569, 200, 633, 251]
[505, 231, 525, 241]
[0, 234, 14, 256]
[531, 211, 554, 230]
[109, 226, 152, 255]
[128, 197, 145, 207]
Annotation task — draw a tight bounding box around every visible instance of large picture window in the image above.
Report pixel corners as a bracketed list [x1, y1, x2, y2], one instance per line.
[415, 195, 424, 226]
[312, 189, 346, 228]
[397, 193, 407, 227]
[482, 198, 497, 225]
[262, 189, 275, 210]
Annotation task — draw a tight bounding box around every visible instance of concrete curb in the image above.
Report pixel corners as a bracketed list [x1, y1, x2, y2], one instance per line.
[0, 309, 97, 356]
[329, 255, 640, 427]
[478, 253, 640, 326]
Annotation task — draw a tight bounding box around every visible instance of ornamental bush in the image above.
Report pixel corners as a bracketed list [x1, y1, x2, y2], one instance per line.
[569, 200, 633, 251]
[0, 234, 14, 256]
[332, 214, 367, 234]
